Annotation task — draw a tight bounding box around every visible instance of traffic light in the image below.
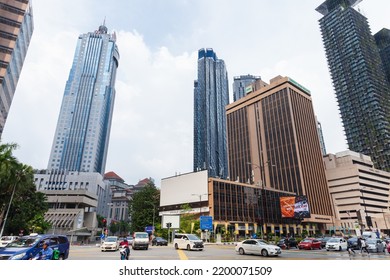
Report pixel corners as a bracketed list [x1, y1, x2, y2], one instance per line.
[366, 216, 373, 227]
[166, 222, 172, 228]
[102, 218, 107, 227]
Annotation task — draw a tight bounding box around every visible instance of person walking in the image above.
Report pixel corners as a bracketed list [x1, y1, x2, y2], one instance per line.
[347, 239, 356, 255]
[360, 238, 369, 255]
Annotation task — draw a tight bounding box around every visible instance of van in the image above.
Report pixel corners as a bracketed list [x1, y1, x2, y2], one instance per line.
[0, 233, 70, 260]
[173, 233, 204, 251]
[362, 231, 378, 239]
[132, 232, 149, 250]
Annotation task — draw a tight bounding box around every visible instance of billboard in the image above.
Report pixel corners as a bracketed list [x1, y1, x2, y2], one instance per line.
[200, 216, 213, 230]
[280, 196, 310, 219]
[162, 215, 180, 229]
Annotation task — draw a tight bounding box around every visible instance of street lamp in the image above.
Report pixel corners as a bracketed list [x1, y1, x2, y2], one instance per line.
[191, 193, 208, 216]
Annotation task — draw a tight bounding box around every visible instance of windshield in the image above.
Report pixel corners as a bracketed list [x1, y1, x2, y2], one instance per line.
[135, 233, 148, 238]
[105, 237, 117, 242]
[302, 239, 312, 243]
[187, 234, 200, 241]
[6, 236, 39, 248]
[328, 238, 340, 243]
[366, 239, 376, 244]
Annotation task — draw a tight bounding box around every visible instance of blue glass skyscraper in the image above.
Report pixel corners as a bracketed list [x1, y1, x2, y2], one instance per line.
[316, 0, 390, 171]
[194, 48, 229, 179]
[48, 23, 119, 175]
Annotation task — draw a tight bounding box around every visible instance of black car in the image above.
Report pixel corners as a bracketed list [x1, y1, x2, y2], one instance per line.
[151, 237, 168, 246]
[277, 238, 298, 249]
[319, 236, 332, 248]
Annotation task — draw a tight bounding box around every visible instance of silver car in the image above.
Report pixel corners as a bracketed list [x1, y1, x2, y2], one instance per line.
[365, 238, 385, 253]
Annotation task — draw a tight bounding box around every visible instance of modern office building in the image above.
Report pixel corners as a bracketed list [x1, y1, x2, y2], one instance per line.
[47, 23, 119, 175]
[0, 0, 33, 137]
[232, 74, 261, 102]
[324, 150, 390, 236]
[316, 0, 390, 172]
[193, 48, 229, 179]
[226, 75, 333, 231]
[316, 118, 327, 155]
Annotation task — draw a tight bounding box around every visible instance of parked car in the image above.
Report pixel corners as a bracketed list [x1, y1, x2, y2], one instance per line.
[152, 237, 168, 246]
[0, 236, 18, 248]
[0, 233, 69, 260]
[173, 233, 204, 251]
[366, 238, 385, 253]
[298, 238, 321, 250]
[235, 239, 281, 257]
[277, 238, 298, 249]
[101, 236, 119, 251]
[325, 237, 348, 251]
[319, 236, 332, 248]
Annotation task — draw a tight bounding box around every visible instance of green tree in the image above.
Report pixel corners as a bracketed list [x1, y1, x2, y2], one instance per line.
[129, 181, 160, 233]
[0, 142, 49, 235]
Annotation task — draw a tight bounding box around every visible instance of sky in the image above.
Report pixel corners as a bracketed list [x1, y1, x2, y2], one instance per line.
[1, 0, 390, 187]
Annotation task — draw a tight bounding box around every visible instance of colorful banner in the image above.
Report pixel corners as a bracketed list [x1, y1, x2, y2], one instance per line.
[280, 196, 311, 218]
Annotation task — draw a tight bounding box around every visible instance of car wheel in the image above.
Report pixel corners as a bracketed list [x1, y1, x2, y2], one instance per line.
[261, 249, 268, 257]
[58, 255, 64, 260]
[238, 248, 245, 255]
[174, 243, 179, 250]
[187, 244, 191, 251]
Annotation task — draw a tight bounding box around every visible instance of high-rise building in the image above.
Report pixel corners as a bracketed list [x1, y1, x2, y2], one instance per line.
[316, 0, 390, 171]
[375, 28, 390, 85]
[232, 74, 261, 102]
[47, 23, 119, 174]
[226, 75, 333, 228]
[193, 48, 229, 179]
[0, 0, 33, 137]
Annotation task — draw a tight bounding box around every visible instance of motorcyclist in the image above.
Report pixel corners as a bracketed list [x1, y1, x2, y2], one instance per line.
[32, 241, 53, 260]
[119, 238, 130, 260]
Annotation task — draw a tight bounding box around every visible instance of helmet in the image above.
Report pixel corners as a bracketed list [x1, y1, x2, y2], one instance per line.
[124, 238, 127, 241]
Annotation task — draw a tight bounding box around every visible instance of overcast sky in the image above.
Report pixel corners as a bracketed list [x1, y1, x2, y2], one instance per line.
[1, 0, 389, 186]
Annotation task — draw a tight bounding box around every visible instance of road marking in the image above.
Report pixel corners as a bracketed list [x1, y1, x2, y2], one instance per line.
[176, 249, 188, 260]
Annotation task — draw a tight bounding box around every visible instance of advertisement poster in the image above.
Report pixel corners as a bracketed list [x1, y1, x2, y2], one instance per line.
[280, 196, 311, 219]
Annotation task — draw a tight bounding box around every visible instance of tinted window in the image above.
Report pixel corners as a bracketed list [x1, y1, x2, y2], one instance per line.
[58, 236, 69, 244]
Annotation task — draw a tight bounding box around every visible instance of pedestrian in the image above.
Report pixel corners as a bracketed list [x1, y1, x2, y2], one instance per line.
[31, 241, 53, 260]
[360, 238, 369, 254]
[347, 240, 355, 255]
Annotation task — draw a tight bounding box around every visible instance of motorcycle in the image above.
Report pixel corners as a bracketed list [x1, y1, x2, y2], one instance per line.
[119, 245, 130, 260]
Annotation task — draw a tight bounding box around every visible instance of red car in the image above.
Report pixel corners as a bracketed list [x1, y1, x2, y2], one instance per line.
[298, 238, 321, 250]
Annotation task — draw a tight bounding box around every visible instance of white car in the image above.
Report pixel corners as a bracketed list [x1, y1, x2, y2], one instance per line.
[0, 236, 18, 247]
[235, 239, 281, 257]
[325, 237, 348, 251]
[101, 236, 119, 251]
[173, 233, 204, 251]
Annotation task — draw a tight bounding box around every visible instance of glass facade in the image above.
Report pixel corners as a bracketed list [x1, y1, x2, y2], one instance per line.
[232, 74, 260, 102]
[0, 1, 33, 136]
[193, 48, 229, 179]
[316, 0, 390, 171]
[47, 24, 119, 175]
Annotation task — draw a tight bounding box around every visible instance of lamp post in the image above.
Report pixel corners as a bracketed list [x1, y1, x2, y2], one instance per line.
[191, 193, 208, 216]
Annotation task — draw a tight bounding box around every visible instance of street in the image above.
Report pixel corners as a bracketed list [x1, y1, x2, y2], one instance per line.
[68, 243, 390, 260]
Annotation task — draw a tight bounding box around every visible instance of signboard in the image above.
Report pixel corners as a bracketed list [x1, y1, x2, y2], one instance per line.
[280, 196, 311, 219]
[162, 215, 180, 229]
[200, 216, 213, 230]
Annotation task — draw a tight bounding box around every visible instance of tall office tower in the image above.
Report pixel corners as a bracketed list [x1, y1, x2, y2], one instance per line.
[194, 48, 229, 179]
[375, 28, 390, 84]
[316, 0, 390, 171]
[226, 76, 333, 225]
[316, 118, 327, 155]
[232, 74, 261, 101]
[47, 23, 119, 175]
[0, 0, 33, 137]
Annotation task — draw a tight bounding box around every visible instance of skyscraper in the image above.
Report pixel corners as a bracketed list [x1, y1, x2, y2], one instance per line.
[193, 48, 229, 179]
[316, 0, 390, 171]
[0, 0, 33, 137]
[232, 74, 261, 102]
[47, 23, 119, 175]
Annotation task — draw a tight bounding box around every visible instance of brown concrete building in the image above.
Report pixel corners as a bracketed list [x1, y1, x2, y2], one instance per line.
[324, 150, 390, 236]
[226, 75, 333, 232]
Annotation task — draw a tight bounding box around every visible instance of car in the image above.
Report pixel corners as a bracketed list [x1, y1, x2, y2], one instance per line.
[126, 236, 133, 246]
[152, 237, 168, 246]
[132, 232, 150, 250]
[101, 236, 119, 251]
[298, 238, 321, 250]
[319, 236, 332, 248]
[235, 239, 281, 257]
[325, 237, 348, 251]
[277, 238, 298, 249]
[366, 238, 385, 253]
[347, 237, 359, 250]
[0, 236, 18, 247]
[173, 233, 204, 251]
[0, 233, 70, 260]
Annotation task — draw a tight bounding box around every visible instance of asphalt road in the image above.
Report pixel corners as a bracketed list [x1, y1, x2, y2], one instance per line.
[68, 243, 390, 260]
